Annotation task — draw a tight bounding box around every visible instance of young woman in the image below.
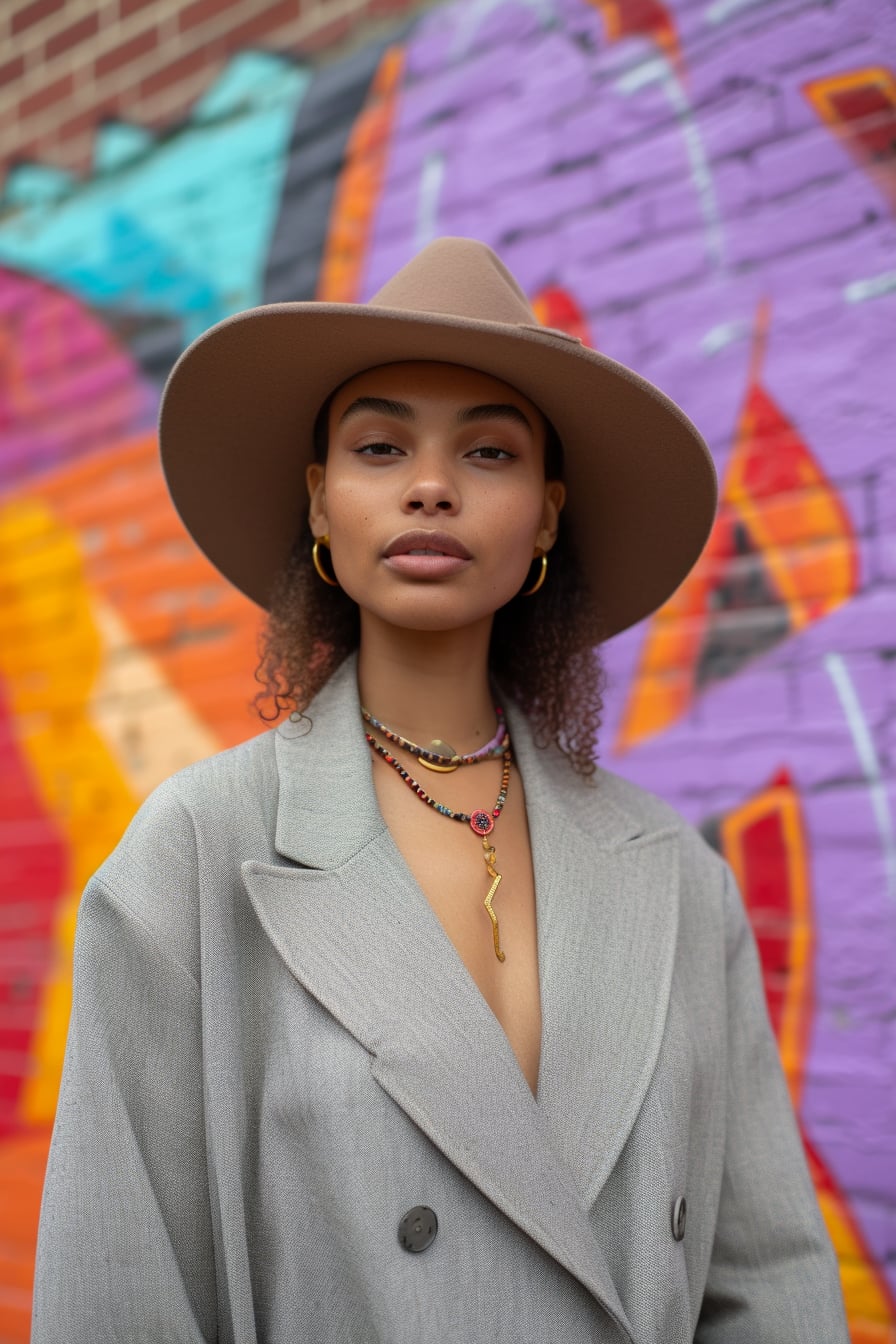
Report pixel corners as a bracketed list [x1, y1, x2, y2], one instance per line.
[32, 238, 847, 1342]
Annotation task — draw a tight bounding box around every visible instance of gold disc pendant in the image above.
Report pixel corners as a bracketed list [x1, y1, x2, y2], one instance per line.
[419, 739, 459, 773]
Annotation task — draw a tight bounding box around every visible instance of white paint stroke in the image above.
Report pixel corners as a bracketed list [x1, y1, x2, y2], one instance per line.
[705, 0, 765, 26]
[414, 152, 445, 251]
[617, 55, 668, 95]
[617, 59, 725, 268]
[843, 270, 896, 304]
[824, 651, 896, 899]
[700, 318, 752, 354]
[665, 70, 726, 268]
[449, 0, 554, 57]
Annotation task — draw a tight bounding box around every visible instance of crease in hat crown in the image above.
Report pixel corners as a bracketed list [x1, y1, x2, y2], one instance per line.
[367, 237, 537, 326]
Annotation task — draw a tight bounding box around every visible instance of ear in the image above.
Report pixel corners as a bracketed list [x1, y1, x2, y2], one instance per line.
[306, 462, 328, 536]
[536, 479, 566, 552]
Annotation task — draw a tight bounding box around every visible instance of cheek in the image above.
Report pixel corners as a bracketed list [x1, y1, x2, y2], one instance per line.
[478, 493, 545, 568]
[324, 483, 374, 548]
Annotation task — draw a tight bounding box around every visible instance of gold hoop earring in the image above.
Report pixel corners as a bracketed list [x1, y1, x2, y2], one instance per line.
[311, 534, 339, 587]
[520, 547, 548, 597]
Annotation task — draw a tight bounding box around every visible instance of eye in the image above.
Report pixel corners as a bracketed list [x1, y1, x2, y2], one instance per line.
[355, 441, 404, 457]
[467, 445, 515, 461]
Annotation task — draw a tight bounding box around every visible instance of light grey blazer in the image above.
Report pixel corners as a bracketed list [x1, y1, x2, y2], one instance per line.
[32, 655, 847, 1343]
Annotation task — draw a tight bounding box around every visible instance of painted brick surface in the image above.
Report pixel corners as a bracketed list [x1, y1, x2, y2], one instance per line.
[0, 0, 895, 1338]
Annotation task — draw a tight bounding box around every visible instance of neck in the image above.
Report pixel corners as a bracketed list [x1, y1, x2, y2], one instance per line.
[356, 613, 498, 752]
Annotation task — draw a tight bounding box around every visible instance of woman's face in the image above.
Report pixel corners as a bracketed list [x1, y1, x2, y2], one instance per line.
[306, 361, 565, 634]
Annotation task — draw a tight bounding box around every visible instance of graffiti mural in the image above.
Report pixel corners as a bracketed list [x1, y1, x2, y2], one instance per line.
[0, 0, 894, 1337]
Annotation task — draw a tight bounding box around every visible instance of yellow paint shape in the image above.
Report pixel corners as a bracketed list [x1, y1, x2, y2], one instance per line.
[0, 498, 137, 1122]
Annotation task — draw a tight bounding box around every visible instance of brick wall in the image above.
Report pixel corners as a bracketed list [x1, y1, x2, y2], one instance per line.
[1, 0, 895, 1338]
[0, 0, 422, 182]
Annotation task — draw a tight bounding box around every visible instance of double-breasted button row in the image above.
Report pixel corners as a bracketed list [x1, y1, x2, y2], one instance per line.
[398, 1206, 438, 1253]
[399, 1199, 684, 1253]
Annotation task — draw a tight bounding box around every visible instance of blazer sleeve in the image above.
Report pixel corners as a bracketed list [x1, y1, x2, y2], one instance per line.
[31, 865, 216, 1343]
[696, 862, 849, 1342]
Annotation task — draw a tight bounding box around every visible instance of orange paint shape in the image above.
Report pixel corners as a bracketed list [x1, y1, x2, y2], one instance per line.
[726, 384, 859, 632]
[804, 67, 896, 214]
[317, 44, 405, 303]
[588, 0, 682, 72]
[0, 1128, 51, 1344]
[19, 432, 266, 750]
[615, 303, 859, 752]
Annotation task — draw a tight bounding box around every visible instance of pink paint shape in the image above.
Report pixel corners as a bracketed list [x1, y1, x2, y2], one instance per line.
[0, 268, 152, 496]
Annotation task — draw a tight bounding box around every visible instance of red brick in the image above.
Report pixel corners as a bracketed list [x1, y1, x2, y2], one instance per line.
[0, 55, 26, 89]
[364, 0, 418, 17]
[7, 134, 43, 163]
[57, 105, 105, 143]
[45, 12, 101, 60]
[94, 26, 159, 80]
[138, 47, 211, 101]
[53, 126, 96, 172]
[215, 0, 301, 52]
[298, 10, 356, 55]
[178, 0, 246, 35]
[11, 0, 64, 37]
[18, 71, 73, 120]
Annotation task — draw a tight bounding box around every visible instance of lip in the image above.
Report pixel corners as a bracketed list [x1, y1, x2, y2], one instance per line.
[384, 530, 472, 560]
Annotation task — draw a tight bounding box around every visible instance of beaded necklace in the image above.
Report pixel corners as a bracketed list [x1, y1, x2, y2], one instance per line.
[365, 731, 511, 962]
[360, 705, 508, 773]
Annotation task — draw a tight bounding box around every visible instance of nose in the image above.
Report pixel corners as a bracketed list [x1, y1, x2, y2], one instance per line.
[401, 455, 459, 515]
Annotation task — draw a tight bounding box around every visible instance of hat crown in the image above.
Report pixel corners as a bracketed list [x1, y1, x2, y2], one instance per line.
[369, 237, 537, 327]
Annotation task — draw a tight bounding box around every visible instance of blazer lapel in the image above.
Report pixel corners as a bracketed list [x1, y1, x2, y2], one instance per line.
[242, 659, 676, 1341]
[506, 703, 681, 1209]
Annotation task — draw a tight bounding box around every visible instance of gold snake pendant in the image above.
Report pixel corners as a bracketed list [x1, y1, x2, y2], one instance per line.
[481, 837, 506, 962]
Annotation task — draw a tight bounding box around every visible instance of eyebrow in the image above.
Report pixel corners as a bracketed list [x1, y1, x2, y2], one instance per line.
[456, 403, 533, 432]
[338, 396, 533, 432]
[338, 396, 414, 424]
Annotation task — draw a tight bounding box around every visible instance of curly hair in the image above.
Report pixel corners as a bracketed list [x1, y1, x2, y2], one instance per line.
[252, 406, 607, 776]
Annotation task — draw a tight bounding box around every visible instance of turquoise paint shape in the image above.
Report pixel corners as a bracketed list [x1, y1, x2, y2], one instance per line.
[0, 52, 309, 343]
[3, 164, 75, 208]
[93, 122, 154, 173]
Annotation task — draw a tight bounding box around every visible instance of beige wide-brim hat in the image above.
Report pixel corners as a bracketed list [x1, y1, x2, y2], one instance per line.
[159, 236, 717, 639]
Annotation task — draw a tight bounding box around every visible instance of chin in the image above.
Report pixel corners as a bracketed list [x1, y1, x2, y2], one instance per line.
[358, 589, 510, 635]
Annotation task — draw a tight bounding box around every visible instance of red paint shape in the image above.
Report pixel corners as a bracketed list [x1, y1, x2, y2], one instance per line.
[531, 286, 594, 347]
[738, 804, 791, 1037]
[0, 683, 67, 1136]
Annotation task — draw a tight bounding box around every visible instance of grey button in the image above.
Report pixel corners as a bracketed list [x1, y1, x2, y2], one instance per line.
[398, 1206, 438, 1253]
[672, 1196, 687, 1241]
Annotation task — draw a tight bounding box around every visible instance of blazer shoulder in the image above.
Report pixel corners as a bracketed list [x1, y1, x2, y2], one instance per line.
[591, 764, 728, 880]
[164, 724, 280, 809]
[88, 728, 281, 953]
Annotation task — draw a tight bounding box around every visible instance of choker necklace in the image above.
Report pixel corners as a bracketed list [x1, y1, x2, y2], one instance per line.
[360, 705, 508, 774]
[365, 732, 511, 962]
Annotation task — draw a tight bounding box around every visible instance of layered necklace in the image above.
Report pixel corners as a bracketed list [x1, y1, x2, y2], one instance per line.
[362, 704, 511, 962]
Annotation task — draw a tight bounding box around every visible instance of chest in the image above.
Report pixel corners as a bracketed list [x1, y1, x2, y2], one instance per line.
[370, 757, 542, 1094]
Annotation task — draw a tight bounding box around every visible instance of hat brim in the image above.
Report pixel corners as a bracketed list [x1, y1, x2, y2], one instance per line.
[159, 302, 717, 640]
